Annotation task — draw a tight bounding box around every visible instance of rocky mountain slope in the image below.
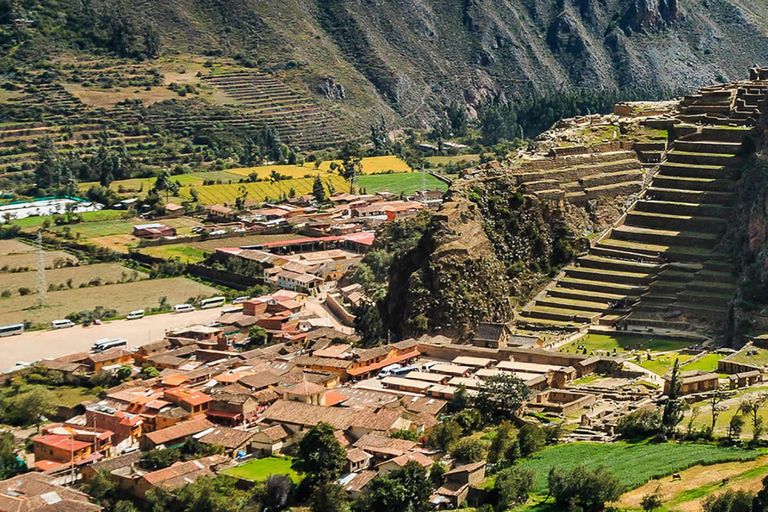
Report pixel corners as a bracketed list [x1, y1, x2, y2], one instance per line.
[6, 0, 768, 129]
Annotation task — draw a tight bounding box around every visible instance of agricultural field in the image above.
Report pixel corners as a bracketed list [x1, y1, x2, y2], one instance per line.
[140, 245, 210, 263]
[357, 172, 449, 195]
[0, 263, 147, 296]
[10, 210, 130, 232]
[517, 442, 759, 494]
[0, 276, 219, 327]
[222, 457, 301, 483]
[187, 233, 301, 252]
[620, 456, 768, 512]
[0, 239, 35, 255]
[560, 333, 695, 355]
[179, 175, 350, 204]
[0, 250, 78, 271]
[425, 154, 479, 168]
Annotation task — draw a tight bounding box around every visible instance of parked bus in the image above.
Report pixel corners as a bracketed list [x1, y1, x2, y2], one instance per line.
[51, 319, 75, 329]
[221, 304, 243, 315]
[0, 323, 24, 337]
[391, 365, 419, 377]
[92, 338, 128, 352]
[378, 364, 402, 379]
[232, 296, 250, 304]
[174, 304, 195, 313]
[199, 297, 226, 309]
[126, 310, 144, 320]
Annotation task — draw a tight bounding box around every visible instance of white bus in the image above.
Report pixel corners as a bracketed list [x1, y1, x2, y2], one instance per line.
[232, 296, 250, 304]
[92, 338, 128, 353]
[126, 310, 145, 320]
[174, 304, 195, 313]
[0, 323, 24, 337]
[51, 319, 75, 329]
[199, 297, 226, 309]
[221, 304, 243, 315]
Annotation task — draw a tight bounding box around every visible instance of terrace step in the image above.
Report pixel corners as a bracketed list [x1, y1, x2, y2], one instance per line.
[535, 297, 630, 314]
[651, 176, 736, 192]
[666, 150, 740, 167]
[596, 238, 718, 263]
[623, 211, 726, 233]
[647, 187, 735, 204]
[577, 255, 661, 274]
[633, 200, 731, 218]
[674, 140, 743, 154]
[580, 169, 643, 188]
[565, 266, 654, 286]
[657, 162, 738, 180]
[589, 245, 663, 263]
[611, 225, 719, 249]
[625, 315, 691, 331]
[546, 287, 640, 303]
[522, 306, 601, 324]
[559, 277, 646, 296]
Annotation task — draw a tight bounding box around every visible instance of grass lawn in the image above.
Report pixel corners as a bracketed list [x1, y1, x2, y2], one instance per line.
[638, 354, 693, 376]
[141, 245, 210, 263]
[357, 172, 448, 195]
[425, 154, 479, 168]
[222, 457, 301, 483]
[560, 333, 694, 355]
[517, 442, 760, 494]
[683, 353, 724, 373]
[11, 210, 130, 231]
[728, 346, 768, 367]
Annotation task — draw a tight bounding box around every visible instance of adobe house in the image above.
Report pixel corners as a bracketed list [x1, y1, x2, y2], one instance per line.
[664, 370, 720, 395]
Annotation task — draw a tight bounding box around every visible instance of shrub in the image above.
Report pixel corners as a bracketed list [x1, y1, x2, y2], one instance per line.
[450, 437, 486, 463]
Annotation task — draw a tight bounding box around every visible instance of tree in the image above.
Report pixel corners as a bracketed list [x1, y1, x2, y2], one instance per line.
[114, 501, 140, 512]
[355, 461, 431, 512]
[662, 359, 686, 437]
[310, 482, 349, 512]
[0, 432, 26, 479]
[427, 421, 462, 452]
[641, 490, 663, 512]
[739, 393, 768, 443]
[116, 365, 132, 381]
[548, 465, 622, 512]
[616, 408, 662, 439]
[7, 387, 56, 429]
[142, 366, 160, 378]
[313, 175, 326, 203]
[495, 466, 535, 510]
[293, 422, 346, 486]
[709, 387, 727, 431]
[248, 325, 268, 346]
[449, 384, 470, 413]
[140, 448, 181, 470]
[488, 421, 515, 463]
[143, 23, 160, 57]
[450, 437, 486, 463]
[82, 469, 116, 503]
[752, 474, 768, 512]
[260, 474, 294, 511]
[474, 373, 530, 421]
[703, 489, 755, 512]
[429, 462, 446, 489]
[518, 424, 546, 457]
[354, 301, 383, 348]
[391, 430, 419, 441]
[729, 414, 745, 441]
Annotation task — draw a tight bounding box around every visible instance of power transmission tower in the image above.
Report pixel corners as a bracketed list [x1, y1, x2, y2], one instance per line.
[35, 230, 47, 307]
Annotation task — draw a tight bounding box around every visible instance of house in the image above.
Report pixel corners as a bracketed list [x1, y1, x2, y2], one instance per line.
[133, 340, 172, 364]
[729, 370, 763, 389]
[32, 424, 114, 471]
[251, 424, 292, 455]
[163, 203, 184, 218]
[198, 427, 255, 457]
[209, 204, 237, 221]
[281, 380, 330, 405]
[664, 370, 720, 395]
[275, 270, 323, 293]
[376, 451, 433, 475]
[133, 455, 229, 497]
[84, 348, 133, 373]
[0, 472, 102, 512]
[86, 404, 143, 444]
[163, 387, 211, 415]
[207, 388, 269, 427]
[133, 223, 177, 239]
[341, 470, 377, 499]
[472, 322, 513, 349]
[345, 448, 372, 473]
[81, 450, 142, 483]
[140, 417, 214, 450]
[353, 433, 416, 462]
[433, 461, 486, 508]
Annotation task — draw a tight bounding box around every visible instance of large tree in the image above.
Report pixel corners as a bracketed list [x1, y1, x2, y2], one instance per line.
[474, 373, 529, 421]
[548, 465, 622, 512]
[355, 461, 431, 512]
[293, 422, 346, 486]
[661, 359, 686, 437]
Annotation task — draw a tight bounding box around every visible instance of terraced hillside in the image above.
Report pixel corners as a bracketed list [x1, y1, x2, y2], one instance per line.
[202, 72, 349, 148]
[519, 78, 766, 332]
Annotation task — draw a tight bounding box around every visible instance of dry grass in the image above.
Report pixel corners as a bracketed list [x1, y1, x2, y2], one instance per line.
[0, 263, 147, 296]
[88, 234, 139, 253]
[189, 233, 300, 252]
[63, 83, 179, 108]
[0, 239, 35, 255]
[0, 276, 219, 326]
[0, 250, 78, 270]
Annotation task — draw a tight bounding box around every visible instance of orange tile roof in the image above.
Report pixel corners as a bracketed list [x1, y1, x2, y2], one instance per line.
[164, 387, 212, 407]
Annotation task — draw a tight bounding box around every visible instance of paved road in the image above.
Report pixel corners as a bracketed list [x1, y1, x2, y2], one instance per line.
[0, 307, 226, 371]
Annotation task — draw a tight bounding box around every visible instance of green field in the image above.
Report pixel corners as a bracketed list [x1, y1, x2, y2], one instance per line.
[0, 383, 99, 408]
[11, 210, 130, 230]
[357, 172, 448, 194]
[638, 354, 693, 375]
[682, 353, 724, 373]
[141, 245, 210, 263]
[517, 442, 760, 494]
[178, 175, 350, 204]
[560, 333, 695, 355]
[728, 346, 768, 367]
[222, 457, 301, 483]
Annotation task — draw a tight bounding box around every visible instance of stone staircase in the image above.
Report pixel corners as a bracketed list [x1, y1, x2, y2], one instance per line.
[518, 79, 766, 332]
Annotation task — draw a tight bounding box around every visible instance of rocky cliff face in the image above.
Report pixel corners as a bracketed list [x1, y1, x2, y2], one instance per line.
[79, 0, 768, 127]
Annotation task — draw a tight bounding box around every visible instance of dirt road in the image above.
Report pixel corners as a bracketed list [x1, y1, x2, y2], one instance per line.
[0, 307, 226, 371]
